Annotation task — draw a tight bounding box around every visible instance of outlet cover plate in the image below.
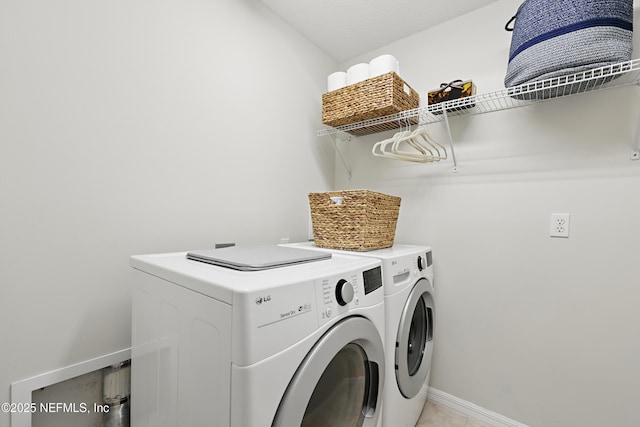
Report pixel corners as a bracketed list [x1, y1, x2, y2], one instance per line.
[550, 213, 570, 238]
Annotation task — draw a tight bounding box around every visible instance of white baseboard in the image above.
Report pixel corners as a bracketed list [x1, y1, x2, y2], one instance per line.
[10, 348, 131, 427]
[427, 387, 530, 427]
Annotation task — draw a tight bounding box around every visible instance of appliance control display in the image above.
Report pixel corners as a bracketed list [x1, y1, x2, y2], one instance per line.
[335, 279, 354, 306]
[362, 266, 382, 295]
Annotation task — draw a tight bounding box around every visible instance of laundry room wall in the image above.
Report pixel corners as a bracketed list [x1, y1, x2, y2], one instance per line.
[0, 0, 335, 423]
[334, 0, 640, 426]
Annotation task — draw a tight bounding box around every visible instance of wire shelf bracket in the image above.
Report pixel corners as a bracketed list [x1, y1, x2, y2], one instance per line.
[328, 131, 353, 180]
[631, 123, 640, 160]
[632, 82, 640, 161]
[441, 109, 458, 173]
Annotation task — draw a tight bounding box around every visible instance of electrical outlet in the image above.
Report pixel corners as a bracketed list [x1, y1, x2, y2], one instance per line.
[550, 213, 570, 238]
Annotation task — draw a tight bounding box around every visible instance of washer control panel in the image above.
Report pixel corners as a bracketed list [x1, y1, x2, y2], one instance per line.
[316, 265, 383, 324]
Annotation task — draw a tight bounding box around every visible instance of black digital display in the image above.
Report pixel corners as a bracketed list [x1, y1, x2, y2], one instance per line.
[362, 266, 383, 295]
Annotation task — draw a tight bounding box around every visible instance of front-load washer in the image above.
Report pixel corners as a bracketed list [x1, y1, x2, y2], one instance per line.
[282, 243, 435, 427]
[130, 245, 386, 427]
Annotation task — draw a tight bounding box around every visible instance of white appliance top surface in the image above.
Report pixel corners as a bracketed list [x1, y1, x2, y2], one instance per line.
[186, 245, 331, 271]
[131, 246, 380, 303]
[284, 242, 431, 259]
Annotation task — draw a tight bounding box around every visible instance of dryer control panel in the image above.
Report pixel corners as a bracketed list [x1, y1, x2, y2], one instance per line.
[384, 251, 434, 295]
[417, 250, 433, 271]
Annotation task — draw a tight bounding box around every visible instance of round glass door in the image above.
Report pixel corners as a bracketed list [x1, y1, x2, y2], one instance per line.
[273, 317, 384, 427]
[396, 278, 435, 399]
[302, 343, 369, 426]
[407, 297, 428, 376]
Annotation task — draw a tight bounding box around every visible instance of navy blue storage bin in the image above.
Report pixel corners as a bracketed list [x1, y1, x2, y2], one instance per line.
[505, 0, 633, 87]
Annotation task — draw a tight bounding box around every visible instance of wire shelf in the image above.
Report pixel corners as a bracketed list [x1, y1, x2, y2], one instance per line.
[317, 59, 640, 137]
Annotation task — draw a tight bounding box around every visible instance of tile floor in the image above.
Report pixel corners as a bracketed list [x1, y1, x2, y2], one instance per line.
[415, 401, 493, 427]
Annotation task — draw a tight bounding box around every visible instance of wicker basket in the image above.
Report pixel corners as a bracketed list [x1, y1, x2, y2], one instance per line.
[309, 190, 401, 251]
[322, 72, 419, 136]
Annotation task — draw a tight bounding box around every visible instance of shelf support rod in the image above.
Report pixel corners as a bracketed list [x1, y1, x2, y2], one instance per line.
[632, 82, 640, 160]
[441, 109, 459, 173]
[329, 132, 353, 180]
[632, 121, 640, 160]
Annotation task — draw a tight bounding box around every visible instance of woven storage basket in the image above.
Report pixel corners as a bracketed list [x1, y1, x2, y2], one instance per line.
[309, 190, 401, 251]
[322, 72, 419, 136]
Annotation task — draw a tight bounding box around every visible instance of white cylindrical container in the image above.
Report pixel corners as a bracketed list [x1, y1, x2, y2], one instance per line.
[327, 71, 347, 92]
[103, 361, 131, 427]
[346, 63, 369, 85]
[369, 54, 399, 78]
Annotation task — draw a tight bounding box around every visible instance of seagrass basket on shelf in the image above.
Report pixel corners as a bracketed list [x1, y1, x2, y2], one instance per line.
[308, 190, 401, 251]
[322, 72, 419, 136]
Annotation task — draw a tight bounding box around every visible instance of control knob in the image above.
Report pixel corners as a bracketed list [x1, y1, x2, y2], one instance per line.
[417, 255, 424, 271]
[335, 279, 354, 306]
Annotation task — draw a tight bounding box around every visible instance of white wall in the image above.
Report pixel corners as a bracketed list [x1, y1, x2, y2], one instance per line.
[337, 1, 640, 426]
[4, 1, 640, 425]
[0, 0, 335, 422]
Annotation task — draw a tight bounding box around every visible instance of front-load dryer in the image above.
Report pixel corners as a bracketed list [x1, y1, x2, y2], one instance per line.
[130, 245, 386, 427]
[283, 243, 435, 427]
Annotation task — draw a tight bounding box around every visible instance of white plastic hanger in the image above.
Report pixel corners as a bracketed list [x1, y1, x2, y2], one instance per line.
[372, 122, 446, 163]
[373, 130, 432, 162]
[390, 135, 437, 162]
[372, 123, 414, 159]
[411, 127, 447, 160]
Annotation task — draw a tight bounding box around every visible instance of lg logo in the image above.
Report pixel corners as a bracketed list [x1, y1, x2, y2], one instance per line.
[255, 295, 272, 305]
